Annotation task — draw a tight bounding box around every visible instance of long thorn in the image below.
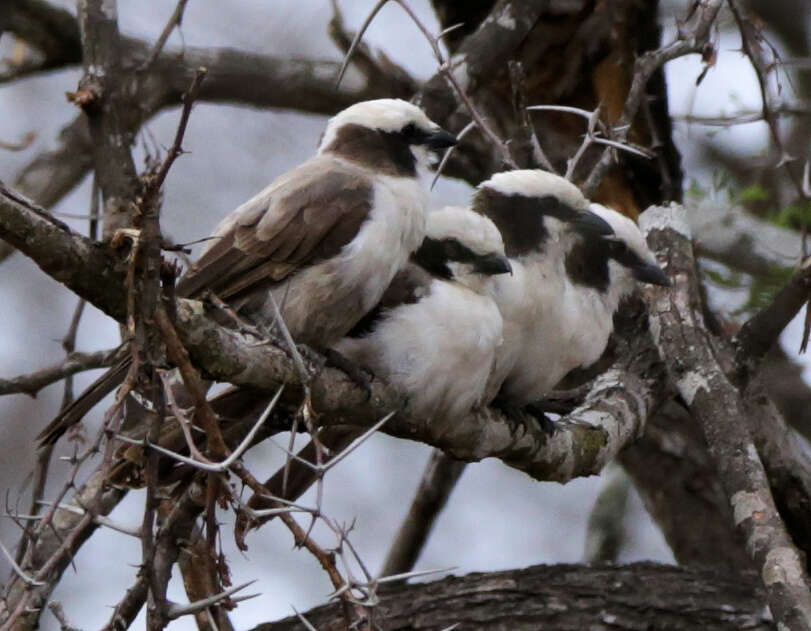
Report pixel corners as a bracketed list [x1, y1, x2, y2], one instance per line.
[166, 580, 258, 619]
[335, 0, 391, 87]
[321, 411, 396, 473]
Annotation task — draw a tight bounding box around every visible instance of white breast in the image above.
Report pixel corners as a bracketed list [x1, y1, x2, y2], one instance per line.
[341, 173, 428, 310]
[336, 279, 504, 426]
[488, 247, 618, 406]
[267, 171, 427, 346]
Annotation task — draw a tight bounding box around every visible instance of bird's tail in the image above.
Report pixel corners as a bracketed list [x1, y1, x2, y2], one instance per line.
[36, 358, 132, 447]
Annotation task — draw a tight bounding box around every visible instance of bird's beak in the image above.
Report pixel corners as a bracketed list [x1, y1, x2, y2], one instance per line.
[633, 262, 671, 286]
[572, 211, 614, 237]
[426, 129, 458, 151]
[473, 253, 513, 276]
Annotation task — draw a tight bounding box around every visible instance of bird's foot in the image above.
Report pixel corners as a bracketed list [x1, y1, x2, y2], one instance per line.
[524, 401, 557, 436]
[323, 348, 373, 399]
[493, 397, 556, 437]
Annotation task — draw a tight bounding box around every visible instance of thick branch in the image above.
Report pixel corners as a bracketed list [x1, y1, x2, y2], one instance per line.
[620, 399, 752, 571]
[734, 257, 811, 370]
[76, 0, 140, 237]
[3, 0, 81, 74]
[256, 562, 768, 631]
[641, 203, 811, 631]
[0, 185, 128, 319]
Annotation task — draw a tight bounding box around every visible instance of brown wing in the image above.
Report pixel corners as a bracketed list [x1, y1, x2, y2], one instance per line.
[176, 155, 374, 300]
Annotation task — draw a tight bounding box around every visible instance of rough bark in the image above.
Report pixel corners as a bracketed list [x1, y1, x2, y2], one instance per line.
[642, 203, 811, 631]
[255, 562, 769, 631]
[620, 399, 753, 571]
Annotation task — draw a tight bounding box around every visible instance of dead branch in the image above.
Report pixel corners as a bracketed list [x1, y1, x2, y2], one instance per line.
[0, 349, 119, 397]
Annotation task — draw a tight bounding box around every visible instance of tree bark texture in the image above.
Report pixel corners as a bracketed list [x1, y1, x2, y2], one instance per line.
[255, 562, 769, 631]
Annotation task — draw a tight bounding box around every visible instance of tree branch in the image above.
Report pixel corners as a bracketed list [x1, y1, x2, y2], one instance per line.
[641, 203, 811, 631]
[380, 451, 466, 577]
[254, 562, 769, 631]
[0, 348, 119, 397]
[685, 197, 804, 276]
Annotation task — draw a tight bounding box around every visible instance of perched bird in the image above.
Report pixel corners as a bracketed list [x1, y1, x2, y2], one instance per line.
[240, 204, 513, 512]
[37, 98, 456, 446]
[476, 172, 669, 428]
[335, 204, 511, 425]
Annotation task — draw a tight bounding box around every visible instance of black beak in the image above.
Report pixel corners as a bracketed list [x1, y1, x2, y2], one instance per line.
[633, 262, 671, 286]
[426, 129, 458, 151]
[572, 211, 614, 237]
[473, 253, 513, 276]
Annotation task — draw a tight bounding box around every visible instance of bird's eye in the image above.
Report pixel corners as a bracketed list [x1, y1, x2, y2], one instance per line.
[608, 240, 628, 255]
[401, 123, 418, 139]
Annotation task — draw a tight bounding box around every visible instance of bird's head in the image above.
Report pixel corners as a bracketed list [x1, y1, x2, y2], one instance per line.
[412, 205, 512, 290]
[471, 170, 613, 258]
[587, 203, 670, 292]
[318, 99, 457, 177]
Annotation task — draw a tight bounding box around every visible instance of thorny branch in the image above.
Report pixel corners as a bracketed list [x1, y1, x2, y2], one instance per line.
[0, 185, 665, 485]
[582, 0, 724, 196]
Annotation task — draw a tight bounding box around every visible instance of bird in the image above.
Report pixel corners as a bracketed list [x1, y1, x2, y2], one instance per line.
[334, 204, 512, 426]
[37, 98, 457, 446]
[237, 203, 513, 514]
[475, 171, 669, 430]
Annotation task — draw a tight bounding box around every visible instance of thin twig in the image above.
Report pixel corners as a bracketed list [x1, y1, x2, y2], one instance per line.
[139, 0, 191, 72]
[144, 67, 207, 200]
[431, 121, 475, 190]
[508, 60, 555, 172]
[157, 369, 208, 463]
[32, 501, 142, 538]
[0, 349, 120, 396]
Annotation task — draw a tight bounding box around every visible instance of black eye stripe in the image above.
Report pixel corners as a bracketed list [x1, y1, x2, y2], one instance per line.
[411, 237, 481, 279]
[397, 122, 431, 145]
